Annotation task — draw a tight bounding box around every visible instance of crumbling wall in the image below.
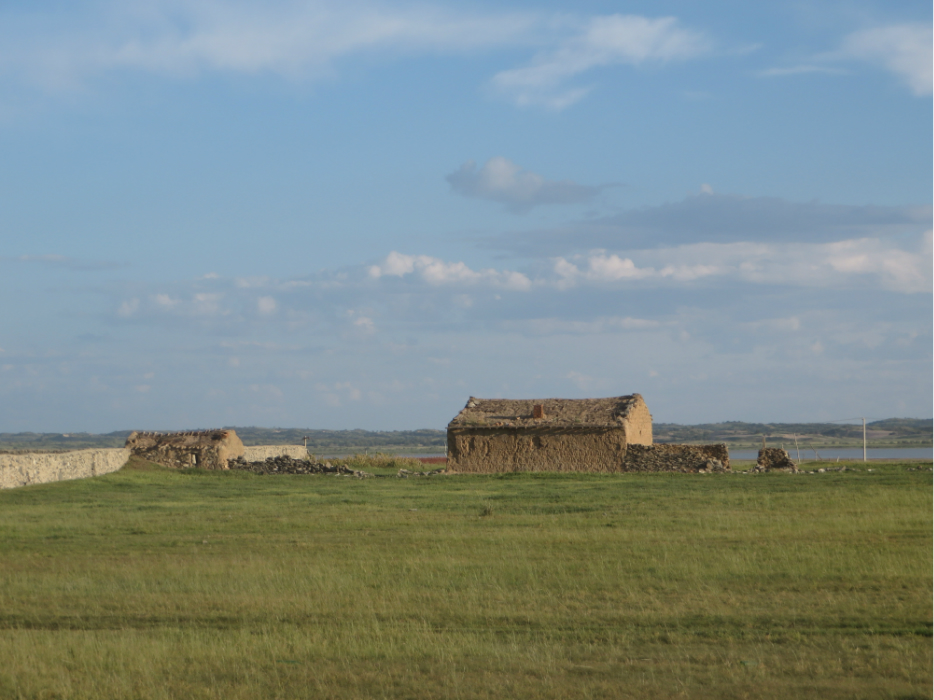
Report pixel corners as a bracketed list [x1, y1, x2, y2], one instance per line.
[0, 448, 130, 489]
[756, 447, 797, 471]
[125, 430, 244, 470]
[622, 399, 653, 446]
[622, 444, 730, 472]
[447, 426, 627, 473]
[242, 445, 308, 462]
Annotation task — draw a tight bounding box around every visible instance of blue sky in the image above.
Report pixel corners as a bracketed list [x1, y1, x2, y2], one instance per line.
[0, 0, 930, 432]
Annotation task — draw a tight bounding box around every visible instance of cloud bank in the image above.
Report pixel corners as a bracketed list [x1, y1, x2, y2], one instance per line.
[487, 193, 931, 253]
[446, 157, 603, 212]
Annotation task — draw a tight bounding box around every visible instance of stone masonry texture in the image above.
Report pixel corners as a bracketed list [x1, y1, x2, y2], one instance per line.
[0, 448, 131, 489]
[242, 445, 309, 462]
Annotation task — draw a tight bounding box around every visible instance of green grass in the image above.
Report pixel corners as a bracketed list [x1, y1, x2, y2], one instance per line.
[0, 458, 930, 699]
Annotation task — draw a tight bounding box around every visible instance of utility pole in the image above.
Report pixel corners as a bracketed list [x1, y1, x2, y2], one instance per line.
[862, 418, 867, 462]
[793, 433, 801, 463]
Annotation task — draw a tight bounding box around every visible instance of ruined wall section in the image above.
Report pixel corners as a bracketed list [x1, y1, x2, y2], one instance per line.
[242, 445, 308, 462]
[0, 448, 130, 489]
[125, 430, 244, 470]
[621, 399, 653, 446]
[756, 448, 797, 471]
[448, 426, 627, 473]
[622, 444, 730, 472]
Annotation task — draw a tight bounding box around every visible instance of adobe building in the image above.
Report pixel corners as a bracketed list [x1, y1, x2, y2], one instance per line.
[125, 430, 244, 470]
[446, 394, 653, 473]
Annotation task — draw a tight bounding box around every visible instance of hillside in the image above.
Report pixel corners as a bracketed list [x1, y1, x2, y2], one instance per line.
[0, 418, 929, 452]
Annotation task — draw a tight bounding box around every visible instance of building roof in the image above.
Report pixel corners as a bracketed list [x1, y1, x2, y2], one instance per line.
[448, 395, 646, 429]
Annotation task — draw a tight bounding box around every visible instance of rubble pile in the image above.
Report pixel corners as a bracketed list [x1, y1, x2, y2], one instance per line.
[396, 468, 446, 478]
[228, 455, 370, 478]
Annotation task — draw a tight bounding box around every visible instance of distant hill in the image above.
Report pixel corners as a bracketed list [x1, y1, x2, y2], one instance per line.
[226, 427, 446, 451]
[654, 418, 932, 448]
[0, 419, 929, 452]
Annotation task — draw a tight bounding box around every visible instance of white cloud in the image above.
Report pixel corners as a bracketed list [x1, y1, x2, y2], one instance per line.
[759, 23, 932, 96]
[2, 0, 538, 91]
[369, 251, 531, 290]
[838, 24, 933, 96]
[447, 157, 602, 212]
[353, 316, 376, 334]
[551, 233, 932, 293]
[491, 14, 710, 108]
[257, 296, 277, 315]
[117, 298, 140, 317]
[554, 253, 719, 285]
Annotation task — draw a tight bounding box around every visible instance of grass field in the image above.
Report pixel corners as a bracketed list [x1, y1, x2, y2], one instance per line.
[0, 458, 930, 699]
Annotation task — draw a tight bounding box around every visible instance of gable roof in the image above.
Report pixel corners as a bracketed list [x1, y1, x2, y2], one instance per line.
[448, 395, 646, 429]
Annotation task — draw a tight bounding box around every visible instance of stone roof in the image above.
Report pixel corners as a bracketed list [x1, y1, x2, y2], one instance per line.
[125, 430, 238, 449]
[448, 395, 645, 429]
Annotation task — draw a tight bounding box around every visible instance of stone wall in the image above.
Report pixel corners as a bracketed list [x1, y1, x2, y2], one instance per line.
[622, 443, 730, 472]
[0, 448, 130, 489]
[242, 445, 309, 462]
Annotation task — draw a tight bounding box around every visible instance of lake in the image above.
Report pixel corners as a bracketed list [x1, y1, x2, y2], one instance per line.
[728, 447, 932, 461]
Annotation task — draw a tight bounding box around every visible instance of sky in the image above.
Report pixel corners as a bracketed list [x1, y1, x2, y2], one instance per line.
[0, 0, 930, 432]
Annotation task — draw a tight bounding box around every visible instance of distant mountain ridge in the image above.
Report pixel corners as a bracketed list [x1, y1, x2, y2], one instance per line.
[0, 419, 929, 451]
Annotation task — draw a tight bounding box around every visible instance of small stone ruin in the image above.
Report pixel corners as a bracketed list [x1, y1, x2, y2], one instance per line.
[125, 430, 244, 470]
[754, 447, 798, 472]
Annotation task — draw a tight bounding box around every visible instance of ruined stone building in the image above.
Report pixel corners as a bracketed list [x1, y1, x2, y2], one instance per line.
[125, 430, 244, 470]
[446, 395, 654, 473]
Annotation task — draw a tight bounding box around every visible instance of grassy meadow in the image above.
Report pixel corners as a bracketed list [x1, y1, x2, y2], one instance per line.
[0, 457, 930, 699]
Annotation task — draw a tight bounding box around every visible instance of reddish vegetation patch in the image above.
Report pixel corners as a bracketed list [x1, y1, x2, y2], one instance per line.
[417, 457, 447, 464]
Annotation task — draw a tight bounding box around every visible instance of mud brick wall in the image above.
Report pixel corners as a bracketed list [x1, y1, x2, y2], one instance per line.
[0, 448, 130, 489]
[448, 426, 628, 473]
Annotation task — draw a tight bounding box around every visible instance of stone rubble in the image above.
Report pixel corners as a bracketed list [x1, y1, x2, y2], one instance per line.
[395, 468, 446, 478]
[227, 455, 371, 478]
[227, 456, 450, 479]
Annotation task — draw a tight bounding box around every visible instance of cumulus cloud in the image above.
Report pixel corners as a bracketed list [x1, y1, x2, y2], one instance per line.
[368, 251, 532, 290]
[447, 157, 603, 212]
[838, 24, 933, 96]
[551, 233, 932, 293]
[490, 14, 710, 108]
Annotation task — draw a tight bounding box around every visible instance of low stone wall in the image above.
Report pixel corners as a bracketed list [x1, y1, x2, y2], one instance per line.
[0, 448, 131, 489]
[622, 443, 730, 472]
[242, 445, 309, 462]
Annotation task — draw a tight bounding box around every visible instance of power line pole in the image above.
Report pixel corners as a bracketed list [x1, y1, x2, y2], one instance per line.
[862, 418, 867, 462]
